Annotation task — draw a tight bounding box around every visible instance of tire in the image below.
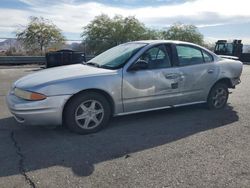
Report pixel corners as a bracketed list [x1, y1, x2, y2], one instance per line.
[64, 92, 111, 134]
[207, 83, 229, 110]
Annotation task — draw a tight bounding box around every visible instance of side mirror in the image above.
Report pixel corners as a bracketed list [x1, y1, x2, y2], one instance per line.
[129, 60, 148, 71]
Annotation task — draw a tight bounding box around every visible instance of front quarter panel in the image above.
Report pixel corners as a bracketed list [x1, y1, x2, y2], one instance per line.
[31, 70, 123, 114]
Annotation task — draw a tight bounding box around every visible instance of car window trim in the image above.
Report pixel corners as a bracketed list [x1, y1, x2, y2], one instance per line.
[174, 44, 214, 67]
[164, 43, 177, 67]
[128, 44, 173, 71]
[201, 49, 214, 63]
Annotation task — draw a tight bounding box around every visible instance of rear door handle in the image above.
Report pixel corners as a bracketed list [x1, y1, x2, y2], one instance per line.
[208, 69, 214, 74]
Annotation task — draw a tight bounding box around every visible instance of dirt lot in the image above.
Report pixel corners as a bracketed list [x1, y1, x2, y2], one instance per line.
[0, 65, 250, 188]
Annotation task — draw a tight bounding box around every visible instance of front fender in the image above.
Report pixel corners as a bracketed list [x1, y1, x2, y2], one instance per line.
[30, 72, 123, 114]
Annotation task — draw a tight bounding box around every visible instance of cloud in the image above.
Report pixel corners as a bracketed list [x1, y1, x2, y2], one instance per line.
[1, 0, 250, 39]
[145, 12, 250, 28]
[18, 0, 195, 8]
[18, 0, 75, 6]
[0, 8, 29, 33]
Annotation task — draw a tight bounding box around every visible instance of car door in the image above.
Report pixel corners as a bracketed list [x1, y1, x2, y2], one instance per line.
[122, 44, 183, 112]
[174, 44, 219, 104]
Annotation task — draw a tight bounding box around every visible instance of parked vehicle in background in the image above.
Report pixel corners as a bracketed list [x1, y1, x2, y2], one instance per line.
[7, 40, 243, 134]
[214, 39, 250, 62]
[45, 49, 85, 68]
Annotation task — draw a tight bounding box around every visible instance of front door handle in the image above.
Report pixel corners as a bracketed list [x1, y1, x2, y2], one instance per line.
[208, 69, 214, 74]
[164, 74, 179, 79]
[164, 73, 185, 82]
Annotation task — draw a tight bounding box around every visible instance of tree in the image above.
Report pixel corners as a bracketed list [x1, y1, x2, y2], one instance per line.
[82, 14, 159, 55]
[16, 16, 65, 55]
[202, 42, 215, 51]
[163, 23, 204, 45]
[5, 47, 16, 56]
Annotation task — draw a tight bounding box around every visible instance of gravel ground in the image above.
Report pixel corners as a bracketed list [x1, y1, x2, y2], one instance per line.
[0, 65, 250, 188]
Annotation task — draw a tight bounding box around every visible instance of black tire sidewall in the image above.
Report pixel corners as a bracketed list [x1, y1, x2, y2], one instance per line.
[64, 92, 111, 134]
[207, 83, 229, 110]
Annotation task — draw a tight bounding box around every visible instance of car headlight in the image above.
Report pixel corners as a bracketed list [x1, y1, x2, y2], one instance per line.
[14, 88, 47, 101]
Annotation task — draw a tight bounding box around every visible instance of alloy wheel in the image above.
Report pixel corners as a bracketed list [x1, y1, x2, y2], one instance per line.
[212, 87, 228, 109]
[75, 100, 104, 129]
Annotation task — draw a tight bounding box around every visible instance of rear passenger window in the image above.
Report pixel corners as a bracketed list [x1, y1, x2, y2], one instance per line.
[176, 45, 204, 66]
[202, 50, 213, 62]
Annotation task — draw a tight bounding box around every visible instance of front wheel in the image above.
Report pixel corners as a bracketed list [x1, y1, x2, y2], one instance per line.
[207, 83, 229, 110]
[64, 92, 111, 134]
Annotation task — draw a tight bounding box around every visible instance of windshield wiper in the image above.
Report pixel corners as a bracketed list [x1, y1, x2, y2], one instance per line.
[86, 62, 101, 68]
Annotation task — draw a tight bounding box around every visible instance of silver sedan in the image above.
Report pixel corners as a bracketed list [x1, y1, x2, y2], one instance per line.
[6, 40, 243, 134]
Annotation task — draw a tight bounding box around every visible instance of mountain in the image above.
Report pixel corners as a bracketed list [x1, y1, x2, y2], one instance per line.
[0, 39, 21, 51]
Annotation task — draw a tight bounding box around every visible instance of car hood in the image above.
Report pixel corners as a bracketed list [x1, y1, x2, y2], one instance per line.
[14, 64, 116, 89]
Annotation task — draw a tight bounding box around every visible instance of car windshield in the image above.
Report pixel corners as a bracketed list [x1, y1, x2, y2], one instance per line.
[86, 43, 147, 69]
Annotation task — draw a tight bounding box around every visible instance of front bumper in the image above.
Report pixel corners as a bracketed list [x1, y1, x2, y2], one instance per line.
[6, 93, 71, 126]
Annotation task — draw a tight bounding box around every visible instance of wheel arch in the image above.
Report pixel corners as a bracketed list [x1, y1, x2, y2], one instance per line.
[207, 77, 232, 101]
[211, 78, 234, 89]
[62, 89, 115, 124]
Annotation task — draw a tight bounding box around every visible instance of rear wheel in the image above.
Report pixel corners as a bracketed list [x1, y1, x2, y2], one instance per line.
[207, 83, 229, 109]
[64, 92, 111, 134]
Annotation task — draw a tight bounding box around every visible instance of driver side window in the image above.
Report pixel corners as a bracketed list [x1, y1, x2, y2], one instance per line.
[138, 45, 171, 69]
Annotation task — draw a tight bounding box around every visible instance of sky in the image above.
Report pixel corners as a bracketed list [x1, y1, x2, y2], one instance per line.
[1, 0, 250, 44]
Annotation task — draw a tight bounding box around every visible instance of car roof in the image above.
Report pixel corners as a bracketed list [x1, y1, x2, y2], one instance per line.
[127, 40, 197, 46]
[126, 40, 219, 60]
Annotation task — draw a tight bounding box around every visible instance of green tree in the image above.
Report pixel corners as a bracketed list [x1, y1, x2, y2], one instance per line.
[16, 16, 65, 55]
[202, 42, 215, 51]
[163, 23, 204, 45]
[82, 14, 159, 55]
